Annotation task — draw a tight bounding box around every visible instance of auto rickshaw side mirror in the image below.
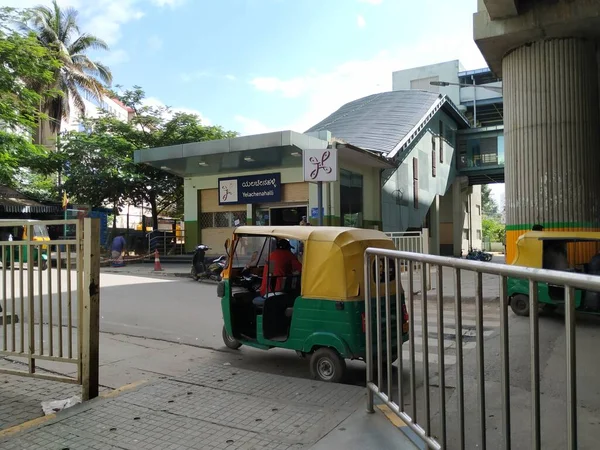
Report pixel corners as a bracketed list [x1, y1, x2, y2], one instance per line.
[224, 238, 231, 256]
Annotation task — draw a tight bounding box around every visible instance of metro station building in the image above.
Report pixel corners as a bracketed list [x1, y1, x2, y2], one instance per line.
[135, 89, 482, 256]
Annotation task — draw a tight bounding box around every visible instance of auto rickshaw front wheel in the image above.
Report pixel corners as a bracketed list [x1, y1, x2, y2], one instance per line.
[510, 294, 530, 316]
[222, 325, 242, 350]
[310, 348, 346, 383]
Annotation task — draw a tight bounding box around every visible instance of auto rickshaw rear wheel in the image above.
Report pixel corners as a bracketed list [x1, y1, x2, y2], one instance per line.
[510, 294, 530, 316]
[310, 348, 346, 383]
[222, 325, 242, 350]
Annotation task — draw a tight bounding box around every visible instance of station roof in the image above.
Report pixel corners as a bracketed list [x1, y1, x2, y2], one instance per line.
[305, 90, 470, 159]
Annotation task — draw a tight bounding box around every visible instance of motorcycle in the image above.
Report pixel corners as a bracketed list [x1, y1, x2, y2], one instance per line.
[466, 248, 493, 262]
[191, 244, 227, 282]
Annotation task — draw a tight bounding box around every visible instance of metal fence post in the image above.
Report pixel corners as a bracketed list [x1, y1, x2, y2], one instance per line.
[81, 218, 100, 401]
[422, 228, 432, 290]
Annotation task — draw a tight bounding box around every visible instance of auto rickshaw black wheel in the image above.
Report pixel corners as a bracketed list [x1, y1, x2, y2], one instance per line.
[510, 294, 530, 316]
[222, 325, 242, 349]
[310, 348, 346, 383]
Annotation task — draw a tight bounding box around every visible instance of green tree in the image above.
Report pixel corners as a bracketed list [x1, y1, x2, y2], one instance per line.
[481, 184, 499, 217]
[0, 8, 61, 188]
[482, 217, 505, 243]
[20, 0, 112, 145]
[59, 87, 237, 229]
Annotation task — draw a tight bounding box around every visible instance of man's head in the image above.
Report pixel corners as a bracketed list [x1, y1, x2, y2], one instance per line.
[532, 224, 544, 231]
[276, 239, 293, 251]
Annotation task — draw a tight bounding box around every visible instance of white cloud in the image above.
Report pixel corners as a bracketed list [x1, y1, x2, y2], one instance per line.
[234, 116, 276, 136]
[250, 33, 487, 133]
[250, 76, 307, 99]
[0, 0, 185, 47]
[225, 74, 237, 81]
[142, 96, 212, 125]
[358, 0, 383, 4]
[101, 48, 130, 65]
[357, 15, 366, 28]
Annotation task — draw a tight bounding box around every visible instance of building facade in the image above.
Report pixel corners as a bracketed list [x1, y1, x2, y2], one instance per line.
[136, 89, 484, 257]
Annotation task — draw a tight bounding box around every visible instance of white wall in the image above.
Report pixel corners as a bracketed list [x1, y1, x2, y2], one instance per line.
[62, 94, 129, 132]
[392, 60, 465, 105]
[381, 110, 457, 232]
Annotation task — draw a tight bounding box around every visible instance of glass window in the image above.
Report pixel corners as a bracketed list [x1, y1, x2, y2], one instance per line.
[340, 169, 363, 227]
[232, 235, 273, 269]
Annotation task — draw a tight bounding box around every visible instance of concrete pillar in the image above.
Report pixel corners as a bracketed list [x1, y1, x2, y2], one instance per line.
[430, 195, 440, 255]
[452, 179, 464, 257]
[503, 38, 600, 263]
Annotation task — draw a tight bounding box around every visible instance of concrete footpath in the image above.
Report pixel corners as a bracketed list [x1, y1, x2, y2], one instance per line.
[0, 362, 418, 449]
[0, 330, 419, 449]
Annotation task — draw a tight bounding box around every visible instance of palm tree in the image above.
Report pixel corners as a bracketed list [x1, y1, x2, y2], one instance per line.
[22, 0, 113, 146]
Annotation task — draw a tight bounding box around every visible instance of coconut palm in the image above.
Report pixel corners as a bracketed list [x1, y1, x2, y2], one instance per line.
[22, 0, 113, 143]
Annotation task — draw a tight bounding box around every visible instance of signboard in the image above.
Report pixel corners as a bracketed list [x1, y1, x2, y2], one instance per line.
[303, 148, 338, 182]
[310, 207, 324, 219]
[218, 173, 281, 205]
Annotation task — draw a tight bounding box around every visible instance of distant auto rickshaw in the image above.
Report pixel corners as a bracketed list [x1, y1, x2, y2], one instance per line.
[218, 226, 409, 383]
[0, 220, 50, 270]
[507, 231, 600, 316]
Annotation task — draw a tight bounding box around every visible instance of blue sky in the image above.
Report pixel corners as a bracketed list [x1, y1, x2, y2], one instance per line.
[5, 0, 487, 135]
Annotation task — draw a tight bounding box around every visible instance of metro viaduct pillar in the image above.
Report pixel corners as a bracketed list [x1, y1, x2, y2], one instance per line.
[474, 1, 600, 263]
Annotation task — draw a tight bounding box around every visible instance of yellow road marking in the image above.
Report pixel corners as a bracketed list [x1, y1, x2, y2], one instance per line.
[377, 404, 408, 428]
[101, 379, 148, 399]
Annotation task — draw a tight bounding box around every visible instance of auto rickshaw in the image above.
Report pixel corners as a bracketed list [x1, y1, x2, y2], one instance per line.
[0, 220, 50, 270]
[218, 226, 409, 383]
[507, 231, 600, 316]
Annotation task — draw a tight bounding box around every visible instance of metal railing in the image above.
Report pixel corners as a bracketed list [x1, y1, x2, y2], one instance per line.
[385, 229, 431, 290]
[147, 230, 186, 255]
[364, 248, 590, 450]
[0, 219, 100, 400]
[385, 229, 428, 254]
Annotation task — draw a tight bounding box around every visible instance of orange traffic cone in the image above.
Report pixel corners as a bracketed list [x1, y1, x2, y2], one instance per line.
[154, 249, 163, 271]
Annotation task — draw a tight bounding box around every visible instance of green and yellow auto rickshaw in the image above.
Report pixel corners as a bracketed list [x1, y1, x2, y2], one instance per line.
[0, 220, 50, 270]
[218, 226, 409, 383]
[507, 231, 600, 316]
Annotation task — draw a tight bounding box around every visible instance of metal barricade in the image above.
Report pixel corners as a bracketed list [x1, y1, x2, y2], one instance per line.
[0, 219, 100, 400]
[364, 248, 587, 450]
[385, 229, 431, 290]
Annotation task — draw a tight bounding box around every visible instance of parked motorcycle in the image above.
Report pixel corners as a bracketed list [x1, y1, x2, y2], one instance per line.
[191, 244, 227, 282]
[466, 248, 493, 262]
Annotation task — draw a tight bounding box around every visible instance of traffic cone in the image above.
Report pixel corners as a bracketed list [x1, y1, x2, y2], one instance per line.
[154, 249, 163, 271]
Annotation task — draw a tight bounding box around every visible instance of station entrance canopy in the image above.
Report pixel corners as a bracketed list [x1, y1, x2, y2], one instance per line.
[133, 130, 393, 178]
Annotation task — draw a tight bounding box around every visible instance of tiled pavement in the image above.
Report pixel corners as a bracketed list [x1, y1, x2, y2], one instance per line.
[0, 363, 418, 449]
[0, 358, 112, 432]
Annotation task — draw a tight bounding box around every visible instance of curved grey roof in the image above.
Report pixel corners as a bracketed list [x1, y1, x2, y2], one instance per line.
[305, 90, 466, 156]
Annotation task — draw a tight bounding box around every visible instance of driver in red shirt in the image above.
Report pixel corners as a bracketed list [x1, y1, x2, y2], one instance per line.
[259, 239, 302, 297]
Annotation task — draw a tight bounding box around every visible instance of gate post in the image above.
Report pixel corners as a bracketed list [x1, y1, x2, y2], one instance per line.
[81, 218, 100, 400]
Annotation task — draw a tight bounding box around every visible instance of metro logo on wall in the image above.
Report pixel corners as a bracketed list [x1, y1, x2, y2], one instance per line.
[303, 148, 338, 182]
[218, 173, 282, 205]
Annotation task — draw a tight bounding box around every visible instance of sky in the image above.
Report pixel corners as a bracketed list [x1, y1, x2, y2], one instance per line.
[1, 0, 504, 205]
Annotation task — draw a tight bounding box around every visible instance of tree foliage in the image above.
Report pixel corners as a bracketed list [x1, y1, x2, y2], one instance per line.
[481, 184, 499, 217]
[482, 217, 505, 243]
[19, 0, 112, 136]
[59, 87, 237, 228]
[0, 7, 61, 188]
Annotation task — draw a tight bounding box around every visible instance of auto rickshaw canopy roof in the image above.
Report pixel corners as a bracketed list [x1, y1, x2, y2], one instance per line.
[233, 226, 397, 301]
[512, 231, 600, 268]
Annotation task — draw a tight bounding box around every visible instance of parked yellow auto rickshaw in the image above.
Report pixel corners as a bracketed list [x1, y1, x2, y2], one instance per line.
[507, 231, 600, 316]
[218, 226, 409, 383]
[0, 220, 51, 270]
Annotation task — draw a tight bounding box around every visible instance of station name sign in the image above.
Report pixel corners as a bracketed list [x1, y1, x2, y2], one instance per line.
[218, 173, 281, 205]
